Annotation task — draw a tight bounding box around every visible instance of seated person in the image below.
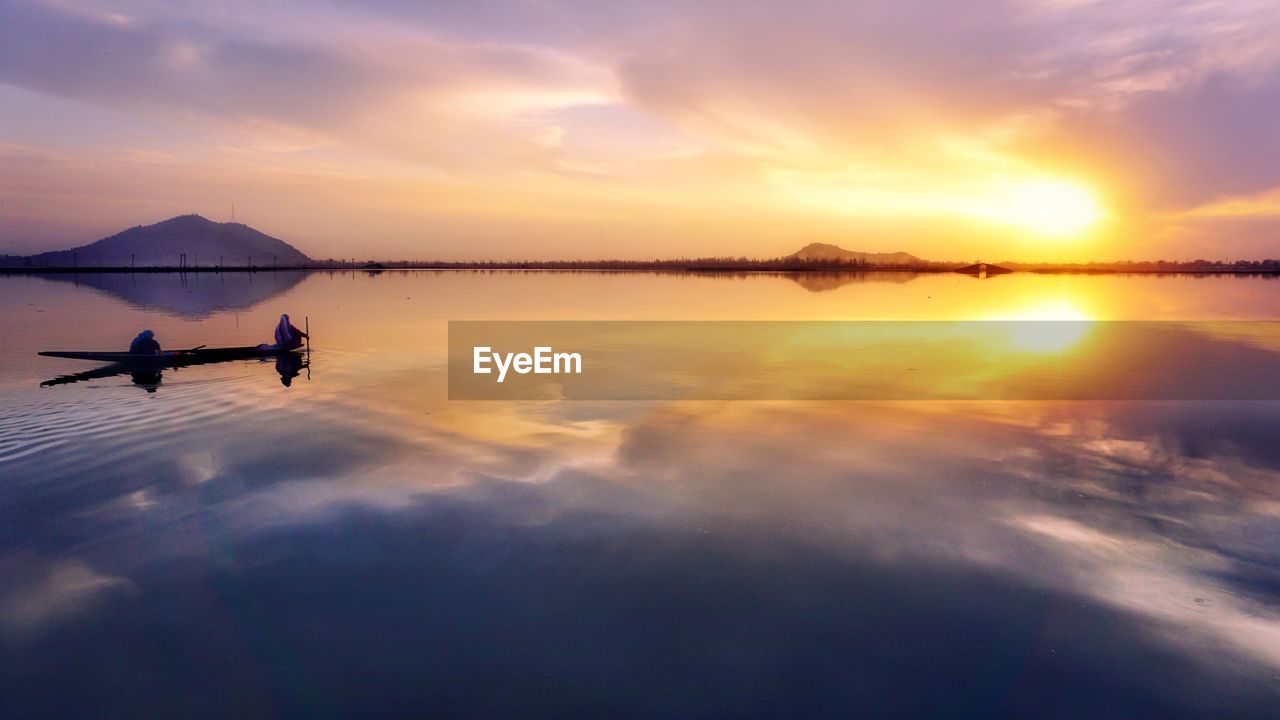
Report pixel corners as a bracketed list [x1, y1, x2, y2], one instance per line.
[273, 314, 309, 350]
[129, 329, 161, 355]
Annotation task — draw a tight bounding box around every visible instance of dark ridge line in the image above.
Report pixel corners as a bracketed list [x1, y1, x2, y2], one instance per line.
[2, 264, 1279, 276]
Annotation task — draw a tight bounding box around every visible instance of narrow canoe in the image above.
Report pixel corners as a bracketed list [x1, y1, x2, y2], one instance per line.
[39, 346, 296, 363]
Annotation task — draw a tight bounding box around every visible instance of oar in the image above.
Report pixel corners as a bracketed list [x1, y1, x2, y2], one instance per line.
[305, 316, 311, 381]
[179, 344, 207, 353]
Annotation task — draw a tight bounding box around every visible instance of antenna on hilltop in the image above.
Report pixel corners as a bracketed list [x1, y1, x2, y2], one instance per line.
[231, 202, 236, 223]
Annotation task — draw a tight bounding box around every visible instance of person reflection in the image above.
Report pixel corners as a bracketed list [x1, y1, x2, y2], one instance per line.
[130, 369, 163, 393]
[275, 351, 307, 387]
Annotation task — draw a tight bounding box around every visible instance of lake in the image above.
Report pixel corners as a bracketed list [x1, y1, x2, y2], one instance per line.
[2, 270, 1279, 718]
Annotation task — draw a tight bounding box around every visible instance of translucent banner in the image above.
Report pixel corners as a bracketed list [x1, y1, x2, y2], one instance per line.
[448, 321, 1280, 400]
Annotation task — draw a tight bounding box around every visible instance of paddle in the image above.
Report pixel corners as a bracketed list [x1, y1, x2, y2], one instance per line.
[305, 316, 311, 381]
[178, 344, 207, 354]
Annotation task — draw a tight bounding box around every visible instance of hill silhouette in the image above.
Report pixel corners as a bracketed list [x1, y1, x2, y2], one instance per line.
[21, 215, 310, 268]
[788, 242, 926, 266]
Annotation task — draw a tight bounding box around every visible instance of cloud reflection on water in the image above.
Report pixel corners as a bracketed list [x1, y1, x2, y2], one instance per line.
[3, 271, 1280, 717]
[3, 393, 1280, 716]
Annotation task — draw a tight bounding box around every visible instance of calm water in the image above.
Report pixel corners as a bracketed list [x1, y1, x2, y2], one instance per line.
[2, 270, 1279, 718]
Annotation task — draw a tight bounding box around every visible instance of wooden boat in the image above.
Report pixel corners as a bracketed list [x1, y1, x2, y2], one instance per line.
[39, 345, 296, 363]
[38, 345, 305, 387]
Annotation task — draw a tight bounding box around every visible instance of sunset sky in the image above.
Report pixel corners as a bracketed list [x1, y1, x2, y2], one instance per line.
[2, 0, 1280, 261]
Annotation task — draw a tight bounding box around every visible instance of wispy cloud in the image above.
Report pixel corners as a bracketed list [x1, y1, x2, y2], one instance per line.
[2, 0, 1280, 258]
[1178, 186, 1280, 218]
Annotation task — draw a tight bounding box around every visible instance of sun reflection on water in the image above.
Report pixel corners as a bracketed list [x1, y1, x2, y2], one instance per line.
[988, 298, 1096, 354]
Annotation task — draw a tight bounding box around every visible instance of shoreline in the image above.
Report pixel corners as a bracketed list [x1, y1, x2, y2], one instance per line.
[2, 265, 1279, 277]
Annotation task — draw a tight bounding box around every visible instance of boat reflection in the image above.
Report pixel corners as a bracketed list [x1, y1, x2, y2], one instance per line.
[39, 351, 310, 390]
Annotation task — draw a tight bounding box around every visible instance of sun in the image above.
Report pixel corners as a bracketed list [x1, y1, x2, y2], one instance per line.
[769, 167, 1107, 239]
[995, 179, 1105, 238]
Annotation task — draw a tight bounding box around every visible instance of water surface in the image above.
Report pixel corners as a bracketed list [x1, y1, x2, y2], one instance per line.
[2, 270, 1279, 718]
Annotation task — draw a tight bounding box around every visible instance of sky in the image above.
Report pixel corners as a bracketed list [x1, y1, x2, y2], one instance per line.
[2, 0, 1280, 262]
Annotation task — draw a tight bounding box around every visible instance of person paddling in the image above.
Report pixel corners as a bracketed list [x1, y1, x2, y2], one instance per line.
[273, 314, 308, 350]
[129, 329, 161, 355]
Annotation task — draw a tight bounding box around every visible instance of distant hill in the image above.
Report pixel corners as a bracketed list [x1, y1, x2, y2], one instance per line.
[788, 242, 927, 266]
[18, 215, 310, 268]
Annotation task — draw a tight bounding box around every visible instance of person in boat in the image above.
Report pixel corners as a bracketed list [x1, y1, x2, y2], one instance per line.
[128, 329, 161, 355]
[273, 314, 308, 350]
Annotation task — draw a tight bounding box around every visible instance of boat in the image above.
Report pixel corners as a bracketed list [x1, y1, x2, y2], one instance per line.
[39, 345, 297, 363]
[39, 346, 307, 388]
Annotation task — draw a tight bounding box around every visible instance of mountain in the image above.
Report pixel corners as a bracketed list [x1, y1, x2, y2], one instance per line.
[788, 242, 926, 266]
[20, 215, 310, 268]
